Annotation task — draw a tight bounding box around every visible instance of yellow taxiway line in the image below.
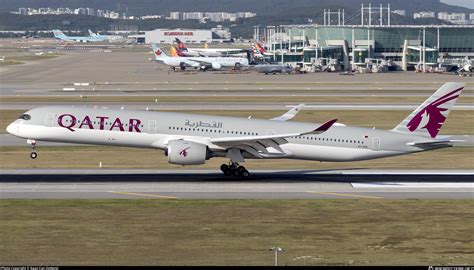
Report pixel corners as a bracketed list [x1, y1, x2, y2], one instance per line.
[109, 191, 178, 199]
[306, 191, 383, 199]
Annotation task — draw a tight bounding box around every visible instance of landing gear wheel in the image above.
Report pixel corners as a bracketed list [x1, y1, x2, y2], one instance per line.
[233, 169, 240, 176]
[237, 166, 246, 174]
[240, 169, 250, 178]
[220, 164, 229, 172]
[220, 164, 232, 176]
[236, 166, 250, 178]
[29, 140, 37, 159]
[220, 161, 250, 178]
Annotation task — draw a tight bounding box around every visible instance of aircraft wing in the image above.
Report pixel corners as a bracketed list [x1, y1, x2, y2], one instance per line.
[209, 119, 337, 158]
[270, 104, 305, 121]
[187, 58, 215, 65]
[184, 59, 202, 67]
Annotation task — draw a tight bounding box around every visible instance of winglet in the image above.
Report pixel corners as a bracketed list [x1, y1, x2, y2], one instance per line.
[270, 104, 305, 121]
[309, 119, 338, 134]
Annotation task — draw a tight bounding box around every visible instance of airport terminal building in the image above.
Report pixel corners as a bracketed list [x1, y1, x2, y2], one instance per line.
[261, 25, 474, 72]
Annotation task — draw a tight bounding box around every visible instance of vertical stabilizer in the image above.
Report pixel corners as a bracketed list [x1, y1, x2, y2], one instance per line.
[392, 82, 465, 138]
[88, 29, 97, 36]
[53, 30, 66, 38]
[151, 43, 169, 58]
[255, 42, 266, 54]
[175, 38, 188, 51]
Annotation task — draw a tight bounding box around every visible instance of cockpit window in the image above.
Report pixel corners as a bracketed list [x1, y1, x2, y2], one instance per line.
[19, 114, 31, 120]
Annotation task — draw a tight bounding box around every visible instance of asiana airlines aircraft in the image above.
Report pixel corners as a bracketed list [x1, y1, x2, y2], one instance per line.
[6, 82, 465, 177]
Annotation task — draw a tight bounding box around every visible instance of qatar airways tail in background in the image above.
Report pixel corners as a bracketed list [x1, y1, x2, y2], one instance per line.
[6, 83, 465, 177]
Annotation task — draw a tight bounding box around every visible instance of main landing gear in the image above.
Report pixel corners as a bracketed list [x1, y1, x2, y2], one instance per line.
[29, 140, 37, 159]
[220, 162, 250, 178]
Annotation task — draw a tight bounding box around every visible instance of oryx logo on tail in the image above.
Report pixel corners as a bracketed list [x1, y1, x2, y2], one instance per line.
[406, 87, 463, 138]
[392, 82, 465, 138]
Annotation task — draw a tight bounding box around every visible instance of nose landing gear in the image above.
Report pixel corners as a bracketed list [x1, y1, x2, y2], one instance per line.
[220, 162, 250, 178]
[28, 139, 37, 159]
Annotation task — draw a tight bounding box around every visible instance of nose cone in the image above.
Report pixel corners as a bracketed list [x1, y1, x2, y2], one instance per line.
[6, 122, 17, 135]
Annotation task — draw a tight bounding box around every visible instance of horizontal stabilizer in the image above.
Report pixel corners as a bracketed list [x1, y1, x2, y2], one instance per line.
[406, 139, 464, 147]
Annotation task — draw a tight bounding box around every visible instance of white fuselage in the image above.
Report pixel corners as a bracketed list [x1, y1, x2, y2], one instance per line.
[159, 56, 249, 69]
[7, 106, 436, 163]
[181, 48, 245, 57]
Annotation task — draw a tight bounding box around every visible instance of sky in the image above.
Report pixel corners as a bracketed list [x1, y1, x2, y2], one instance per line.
[440, 0, 474, 9]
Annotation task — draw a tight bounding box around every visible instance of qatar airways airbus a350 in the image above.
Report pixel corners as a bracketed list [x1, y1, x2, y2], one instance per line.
[6, 82, 464, 177]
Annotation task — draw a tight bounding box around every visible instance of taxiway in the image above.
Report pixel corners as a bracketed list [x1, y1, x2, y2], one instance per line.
[1, 169, 472, 199]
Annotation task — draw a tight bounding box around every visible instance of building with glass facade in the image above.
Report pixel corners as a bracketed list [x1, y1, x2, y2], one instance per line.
[262, 25, 474, 71]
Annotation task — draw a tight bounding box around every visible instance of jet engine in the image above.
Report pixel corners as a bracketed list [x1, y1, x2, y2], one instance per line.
[166, 140, 210, 165]
[211, 62, 222, 70]
[464, 64, 472, 72]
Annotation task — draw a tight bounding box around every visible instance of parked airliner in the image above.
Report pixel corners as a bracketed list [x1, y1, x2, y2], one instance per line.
[6, 83, 464, 177]
[174, 38, 247, 57]
[151, 43, 249, 71]
[53, 30, 107, 42]
[88, 30, 128, 43]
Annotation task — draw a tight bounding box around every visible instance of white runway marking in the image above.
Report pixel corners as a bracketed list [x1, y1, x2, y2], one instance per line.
[352, 182, 474, 188]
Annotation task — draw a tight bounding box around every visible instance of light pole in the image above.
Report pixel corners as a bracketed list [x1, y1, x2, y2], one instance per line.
[269, 247, 283, 266]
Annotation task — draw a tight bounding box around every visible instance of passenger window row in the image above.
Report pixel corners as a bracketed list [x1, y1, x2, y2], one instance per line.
[167, 126, 365, 144]
[169, 126, 258, 136]
[291, 136, 364, 144]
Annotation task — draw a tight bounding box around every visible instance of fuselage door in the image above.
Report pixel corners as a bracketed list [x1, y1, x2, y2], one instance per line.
[372, 137, 381, 151]
[267, 129, 275, 135]
[45, 113, 55, 127]
[148, 120, 157, 134]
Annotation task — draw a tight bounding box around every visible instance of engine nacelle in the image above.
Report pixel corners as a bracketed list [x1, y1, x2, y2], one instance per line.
[166, 140, 209, 165]
[211, 62, 222, 70]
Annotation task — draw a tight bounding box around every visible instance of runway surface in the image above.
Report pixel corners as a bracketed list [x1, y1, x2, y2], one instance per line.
[1, 169, 472, 199]
[2, 102, 473, 111]
[3, 85, 474, 96]
[6, 88, 474, 97]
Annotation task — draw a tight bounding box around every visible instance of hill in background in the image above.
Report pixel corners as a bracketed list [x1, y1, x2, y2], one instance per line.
[0, 0, 472, 38]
